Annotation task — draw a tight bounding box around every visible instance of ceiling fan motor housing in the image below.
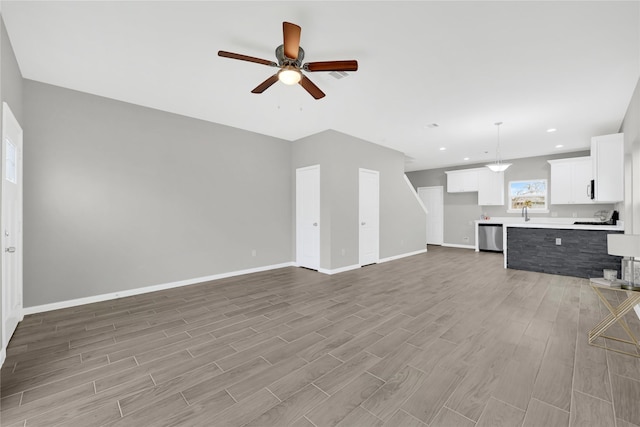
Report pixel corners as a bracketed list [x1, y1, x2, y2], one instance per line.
[276, 45, 304, 67]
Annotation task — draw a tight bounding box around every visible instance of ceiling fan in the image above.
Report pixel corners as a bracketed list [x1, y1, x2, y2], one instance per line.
[218, 22, 358, 100]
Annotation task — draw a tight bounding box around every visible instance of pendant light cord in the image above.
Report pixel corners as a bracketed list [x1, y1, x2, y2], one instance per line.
[495, 121, 503, 165]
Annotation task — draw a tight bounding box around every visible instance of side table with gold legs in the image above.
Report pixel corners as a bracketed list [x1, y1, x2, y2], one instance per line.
[588, 280, 640, 358]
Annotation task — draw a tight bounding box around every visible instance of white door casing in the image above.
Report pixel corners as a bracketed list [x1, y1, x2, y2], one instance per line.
[296, 165, 320, 270]
[2, 102, 24, 356]
[418, 186, 444, 245]
[359, 168, 379, 266]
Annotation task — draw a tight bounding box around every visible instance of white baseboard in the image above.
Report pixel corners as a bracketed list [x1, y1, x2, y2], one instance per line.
[442, 243, 476, 250]
[318, 264, 361, 275]
[22, 262, 295, 316]
[20, 257, 640, 325]
[316, 248, 428, 273]
[379, 248, 428, 263]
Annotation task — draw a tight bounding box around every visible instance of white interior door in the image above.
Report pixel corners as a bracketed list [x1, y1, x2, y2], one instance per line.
[418, 186, 443, 245]
[359, 168, 379, 266]
[2, 102, 24, 356]
[296, 165, 320, 270]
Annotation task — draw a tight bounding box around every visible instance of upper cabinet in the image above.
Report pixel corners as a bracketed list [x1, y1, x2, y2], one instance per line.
[547, 133, 624, 205]
[548, 157, 592, 204]
[478, 168, 505, 206]
[445, 169, 479, 193]
[445, 167, 504, 205]
[591, 133, 624, 203]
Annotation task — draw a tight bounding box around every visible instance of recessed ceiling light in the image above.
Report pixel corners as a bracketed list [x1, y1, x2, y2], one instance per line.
[439, 147, 446, 151]
[464, 157, 470, 161]
[555, 144, 564, 148]
[547, 128, 557, 133]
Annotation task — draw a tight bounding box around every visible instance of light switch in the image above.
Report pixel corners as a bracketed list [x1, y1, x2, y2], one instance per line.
[555, 238, 561, 245]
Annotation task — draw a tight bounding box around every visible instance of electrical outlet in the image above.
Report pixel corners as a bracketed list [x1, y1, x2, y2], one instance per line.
[572, 212, 578, 218]
[341, 248, 346, 256]
[551, 211, 558, 217]
[555, 238, 561, 245]
[251, 249, 257, 257]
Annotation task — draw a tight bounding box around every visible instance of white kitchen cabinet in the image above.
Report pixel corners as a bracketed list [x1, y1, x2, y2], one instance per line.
[478, 168, 504, 205]
[445, 169, 480, 193]
[591, 133, 624, 203]
[573, 158, 593, 203]
[548, 157, 592, 204]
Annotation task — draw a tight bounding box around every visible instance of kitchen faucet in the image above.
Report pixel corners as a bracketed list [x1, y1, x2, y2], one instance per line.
[522, 206, 530, 222]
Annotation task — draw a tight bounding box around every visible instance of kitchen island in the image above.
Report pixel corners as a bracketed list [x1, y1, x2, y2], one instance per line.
[475, 218, 625, 279]
[506, 223, 623, 278]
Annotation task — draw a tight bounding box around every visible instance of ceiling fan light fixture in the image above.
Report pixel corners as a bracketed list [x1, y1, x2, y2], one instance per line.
[278, 66, 302, 85]
[486, 121, 511, 172]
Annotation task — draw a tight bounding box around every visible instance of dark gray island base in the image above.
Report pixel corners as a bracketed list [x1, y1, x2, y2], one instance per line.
[507, 227, 623, 279]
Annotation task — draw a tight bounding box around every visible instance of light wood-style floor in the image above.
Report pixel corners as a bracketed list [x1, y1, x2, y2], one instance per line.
[2, 246, 640, 427]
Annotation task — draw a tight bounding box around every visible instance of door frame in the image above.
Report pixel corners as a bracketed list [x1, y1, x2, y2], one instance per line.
[418, 186, 444, 245]
[295, 164, 320, 270]
[359, 168, 380, 266]
[1, 102, 24, 364]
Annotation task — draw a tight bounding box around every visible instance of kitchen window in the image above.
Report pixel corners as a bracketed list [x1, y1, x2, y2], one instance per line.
[508, 179, 548, 213]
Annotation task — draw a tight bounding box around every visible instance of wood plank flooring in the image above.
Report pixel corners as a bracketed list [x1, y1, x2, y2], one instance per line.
[2, 246, 640, 426]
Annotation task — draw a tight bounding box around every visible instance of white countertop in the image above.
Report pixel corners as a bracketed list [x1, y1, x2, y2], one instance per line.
[504, 222, 624, 231]
[475, 217, 624, 231]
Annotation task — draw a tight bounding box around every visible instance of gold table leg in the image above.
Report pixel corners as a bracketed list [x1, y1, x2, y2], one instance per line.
[588, 285, 640, 358]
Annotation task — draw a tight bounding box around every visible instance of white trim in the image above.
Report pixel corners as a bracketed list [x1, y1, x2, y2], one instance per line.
[2, 102, 24, 358]
[379, 248, 427, 263]
[404, 175, 428, 214]
[22, 262, 295, 316]
[418, 186, 444, 246]
[359, 168, 380, 266]
[16, 259, 640, 326]
[296, 164, 321, 271]
[318, 264, 361, 275]
[0, 348, 5, 368]
[442, 243, 476, 250]
[318, 248, 429, 273]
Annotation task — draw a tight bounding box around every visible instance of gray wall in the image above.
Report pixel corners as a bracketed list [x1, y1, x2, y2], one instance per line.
[23, 80, 293, 307]
[406, 152, 616, 247]
[292, 130, 426, 270]
[1, 15, 24, 352]
[620, 77, 640, 234]
[1, 18, 23, 124]
[19, 80, 426, 308]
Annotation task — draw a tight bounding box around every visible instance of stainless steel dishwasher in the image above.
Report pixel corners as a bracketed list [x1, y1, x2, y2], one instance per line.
[478, 223, 503, 252]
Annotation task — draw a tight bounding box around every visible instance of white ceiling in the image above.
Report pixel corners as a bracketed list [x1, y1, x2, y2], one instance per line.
[2, 1, 639, 171]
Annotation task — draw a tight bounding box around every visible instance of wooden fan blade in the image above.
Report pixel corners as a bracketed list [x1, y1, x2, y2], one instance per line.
[299, 75, 325, 99]
[251, 74, 280, 94]
[218, 50, 277, 67]
[283, 22, 301, 60]
[304, 60, 358, 72]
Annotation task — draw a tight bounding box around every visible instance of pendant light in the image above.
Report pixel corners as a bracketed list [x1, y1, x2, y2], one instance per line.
[486, 122, 511, 172]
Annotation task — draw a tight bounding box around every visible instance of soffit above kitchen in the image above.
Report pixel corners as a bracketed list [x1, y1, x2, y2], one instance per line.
[2, 1, 639, 171]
